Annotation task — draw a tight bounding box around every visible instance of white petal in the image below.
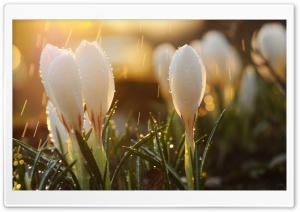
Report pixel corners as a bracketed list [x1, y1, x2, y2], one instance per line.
[239, 65, 257, 112]
[256, 23, 286, 81]
[153, 43, 175, 101]
[40, 44, 67, 104]
[48, 53, 83, 132]
[169, 44, 206, 122]
[46, 100, 68, 152]
[191, 31, 241, 85]
[76, 40, 115, 121]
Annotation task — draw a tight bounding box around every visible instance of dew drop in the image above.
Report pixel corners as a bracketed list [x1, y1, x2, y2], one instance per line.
[169, 89, 172, 93]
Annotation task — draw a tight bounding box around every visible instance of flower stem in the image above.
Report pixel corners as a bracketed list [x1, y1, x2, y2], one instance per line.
[185, 127, 195, 190]
[90, 132, 111, 190]
[68, 134, 90, 190]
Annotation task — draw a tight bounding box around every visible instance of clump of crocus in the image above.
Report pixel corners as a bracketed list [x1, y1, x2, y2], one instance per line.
[169, 44, 206, 190]
[251, 23, 286, 84]
[76, 40, 115, 189]
[40, 45, 88, 189]
[153, 43, 176, 107]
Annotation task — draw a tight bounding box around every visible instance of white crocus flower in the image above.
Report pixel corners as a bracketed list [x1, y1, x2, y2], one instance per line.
[46, 100, 68, 153]
[191, 31, 241, 86]
[191, 31, 241, 108]
[153, 43, 176, 106]
[40, 45, 88, 189]
[76, 40, 115, 189]
[239, 65, 257, 113]
[251, 23, 286, 82]
[169, 44, 206, 190]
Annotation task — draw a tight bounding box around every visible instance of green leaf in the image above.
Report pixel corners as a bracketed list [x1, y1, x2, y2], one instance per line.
[39, 158, 60, 190]
[199, 109, 225, 189]
[85, 128, 93, 142]
[111, 125, 168, 185]
[49, 160, 77, 190]
[174, 135, 185, 171]
[22, 157, 46, 170]
[136, 156, 141, 190]
[13, 138, 51, 163]
[102, 100, 118, 139]
[104, 126, 111, 163]
[29, 140, 48, 188]
[129, 155, 135, 190]
[154, 124, 170, 190]
[195, 134, 207, 148]
[165, 110, 175, 162]
[123, 147, 186, 190]
[75, 131, 104, 189]
[53, 149, 81, 190]
[193, 134, 208, 190]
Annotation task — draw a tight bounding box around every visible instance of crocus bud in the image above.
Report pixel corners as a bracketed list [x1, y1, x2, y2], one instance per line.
[239, 65, 257, 113]
[251, 23, 286, 82]
[169, 44, 206, 134]
[191, 31, 241, 86]
[47, 53, 84, 133]
[46, 100, 68, 153]
[153, 43, 176, 104]
[76, 40, 115, 139]
[169, 44, 206, 190]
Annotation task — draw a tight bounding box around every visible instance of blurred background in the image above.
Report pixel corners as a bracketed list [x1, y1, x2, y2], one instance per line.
[13, 20, 286, 190]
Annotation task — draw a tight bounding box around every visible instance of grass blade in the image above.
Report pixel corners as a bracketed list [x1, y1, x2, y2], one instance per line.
[123, 147, 186, 190]
[49, 160, 77, 190]
[13, 138, 51, 163]
[199, 109, 225, 189]
[165, 110, 175, 162]
[39, 159, 60, 190]
[111, 125, 167, 185]
[29, 140, 48, 188]
[174, 135, 185, 171]
[75, 131, 104, 189]
[136, 156, 141, 190]
[85, 128, 93, 142]
[194, 134, 208, 190]
[154, 125, 170, 190]
[102, 100, 118, 137]
[53, 149, 81, 190]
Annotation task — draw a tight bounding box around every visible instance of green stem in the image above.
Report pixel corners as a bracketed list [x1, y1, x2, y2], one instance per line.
[68, 134, 90, 190]
[90, 132, 111, 190]
[184, 127, 195, 190]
